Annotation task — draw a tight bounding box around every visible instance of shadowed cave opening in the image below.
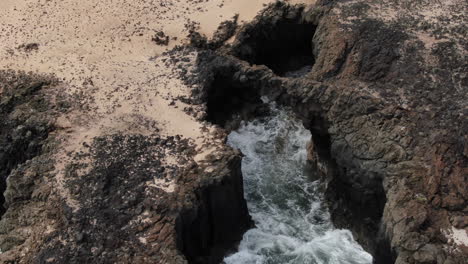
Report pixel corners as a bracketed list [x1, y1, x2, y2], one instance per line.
[176, 71, 263, 264]
[251, 22, 316, 77]
[232, 10, 317, 77]
[205, 72, 265, 129]
[178, 63, 395, 263]
[178, 4, 394, 263]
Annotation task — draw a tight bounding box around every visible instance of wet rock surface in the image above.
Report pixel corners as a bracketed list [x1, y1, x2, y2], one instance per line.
[0, 65, 251, 263]
[190, 1, 467, 263]
[176, 148, 252, 264]
[0, 0, 466, 264]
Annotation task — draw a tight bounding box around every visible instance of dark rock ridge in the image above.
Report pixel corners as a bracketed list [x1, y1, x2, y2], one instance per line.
[32, 134, 249, 264]
[0, 1, 466, 264]
[0, 68, 251, 263]
[187, 1, 467, 263]
[176, 150, 252, 264]
[231, 4, 316, 76]
[0, 71, 62, 217]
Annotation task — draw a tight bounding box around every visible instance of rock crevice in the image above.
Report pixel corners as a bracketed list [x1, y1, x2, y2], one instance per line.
[191, 1, 467, 263]
[176, 151, 252, 264]
[0, 1, 466, 264]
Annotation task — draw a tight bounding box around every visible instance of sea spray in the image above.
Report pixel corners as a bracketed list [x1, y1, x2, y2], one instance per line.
[224, 104, 372, 264]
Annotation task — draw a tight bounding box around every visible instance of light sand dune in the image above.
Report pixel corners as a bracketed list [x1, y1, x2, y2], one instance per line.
[0, 0, 311, 140]
[0, 0, 313, 210]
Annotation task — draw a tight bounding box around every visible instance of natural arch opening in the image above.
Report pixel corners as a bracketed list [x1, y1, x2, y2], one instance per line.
[294, 108, 396, 264]
[205, 72, 265, 129]
[232, 5, 317, 77]
[179, 3, 394, 263]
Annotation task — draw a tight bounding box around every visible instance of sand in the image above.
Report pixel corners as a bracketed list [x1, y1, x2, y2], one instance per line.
[447, 227, 468, 247]
[0, 0, 313, 204]
[0, 0, 313, 142]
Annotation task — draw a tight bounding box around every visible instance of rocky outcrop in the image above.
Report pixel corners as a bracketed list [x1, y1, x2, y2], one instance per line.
[189, 1, 467, 263]
[295, 2, 467, 263]
[0, 70, 251, 263]
[0, 71, 60, 217]
[176, 149, 252, 264]
[1, 1, 466, 264]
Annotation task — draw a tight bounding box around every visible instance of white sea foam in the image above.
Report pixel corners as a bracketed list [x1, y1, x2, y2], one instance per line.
[225, 105, 373, 264]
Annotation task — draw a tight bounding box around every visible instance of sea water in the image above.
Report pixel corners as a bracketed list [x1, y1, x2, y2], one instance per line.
[224, 104, 373, 264]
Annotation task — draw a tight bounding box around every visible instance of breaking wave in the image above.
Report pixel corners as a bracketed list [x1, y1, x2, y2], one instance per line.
[225, 104, 372, 264]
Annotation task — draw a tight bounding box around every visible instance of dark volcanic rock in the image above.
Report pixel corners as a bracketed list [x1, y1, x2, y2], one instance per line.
[32, 134, 195, 263]
[0, 71, 59, 217]
[208, 14, 239, 49]
[176, 149, 252, 264]
[0, 107, 251, 264]
[0, 68, 252, 263]
[1, 1, 466, 264]
[231, 2, 316, 76]
[190, 1, 467, 263]
[153, 31, 170, 46]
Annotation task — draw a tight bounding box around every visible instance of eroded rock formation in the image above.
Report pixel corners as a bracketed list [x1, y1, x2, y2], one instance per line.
[0, 0, 466, 264]
[191, 1, 467, 263]
[0, 70, 251, 263]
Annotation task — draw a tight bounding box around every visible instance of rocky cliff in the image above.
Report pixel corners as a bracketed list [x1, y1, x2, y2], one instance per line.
[191, 1, 467, 263]
[0, 69, 252, 263]
[0, 0, 466, 264]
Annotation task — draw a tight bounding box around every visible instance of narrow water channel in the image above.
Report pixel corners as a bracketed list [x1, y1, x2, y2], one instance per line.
[224, 104, 373, 264]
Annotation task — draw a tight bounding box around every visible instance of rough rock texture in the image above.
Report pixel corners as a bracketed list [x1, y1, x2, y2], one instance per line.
[1, 1, 466, 264]
[0, 71, 64, 217]
[298, 2, 467, 264]
[0, 69, 252, 263]
[190, 1, 467, 263]
[176, 148, 252, 264]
